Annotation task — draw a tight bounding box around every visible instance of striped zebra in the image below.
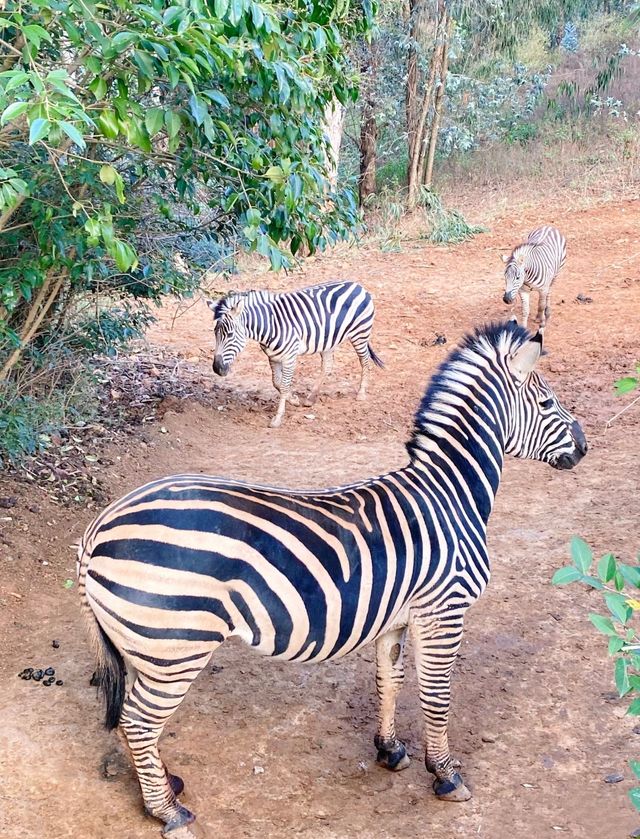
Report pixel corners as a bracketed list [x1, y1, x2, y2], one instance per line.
[78, 321, 587, 836]
[502, 225, 567, 328]
[207, 280, 384, 427]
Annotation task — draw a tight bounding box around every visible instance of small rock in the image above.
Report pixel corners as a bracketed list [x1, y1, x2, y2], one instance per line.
[576, 293, 593, 304]
[253, 765, 265, 775]
[303, 414, 315, 420]
[629, 828, 640, 838]
[433, 333, 447, 346]
[0, 496, 17, 509]
[604, 772, 624, 784]
[210, 664, 224, 675]
[633, 724, 640, 735]
[481, 733, 497, 744]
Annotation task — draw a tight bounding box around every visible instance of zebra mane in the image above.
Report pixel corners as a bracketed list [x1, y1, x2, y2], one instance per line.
[213, 290, 273, 319]
[407, 320, 532, 457]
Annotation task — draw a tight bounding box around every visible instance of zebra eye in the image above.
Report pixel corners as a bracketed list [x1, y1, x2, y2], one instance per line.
[540, 397, 554, 410]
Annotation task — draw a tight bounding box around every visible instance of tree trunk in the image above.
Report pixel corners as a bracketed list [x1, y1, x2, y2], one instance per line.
[405, 0, 430, 179]
[423, 11, 452, 189]
[323, 99, 345, 192]
[406, 1, 446, 209]
[359, 39, 378, 206]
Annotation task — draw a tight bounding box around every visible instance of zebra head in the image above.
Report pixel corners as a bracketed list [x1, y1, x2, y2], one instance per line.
[207, 295, 247, 377]
[502, 251, 526, 303]
[504, 326, 587, 469]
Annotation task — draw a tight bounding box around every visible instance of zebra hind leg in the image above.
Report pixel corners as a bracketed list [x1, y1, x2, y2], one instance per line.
[303, 350, 334, 406]
[374, 627, 410, 772]
[119, 655, 214, 836]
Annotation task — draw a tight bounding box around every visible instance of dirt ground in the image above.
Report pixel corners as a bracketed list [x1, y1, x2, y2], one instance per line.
[1, 198, 639, 839]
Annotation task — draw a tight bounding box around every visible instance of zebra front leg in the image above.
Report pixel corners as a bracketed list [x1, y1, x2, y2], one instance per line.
[519, 289, 531, 329]
[270, 356, 297, 428]
[119, 665, 211, 836]
[410, 613, 471, 802]
[304, 350, 334, 407]
[374, 627, 410, 771]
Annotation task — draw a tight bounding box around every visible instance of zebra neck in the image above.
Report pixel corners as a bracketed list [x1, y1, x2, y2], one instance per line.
[243, 293, 277, 345]
[407, 407, 505, 525]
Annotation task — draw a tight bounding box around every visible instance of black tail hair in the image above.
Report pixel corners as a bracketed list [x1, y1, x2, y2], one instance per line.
[95, 623, 126, 731]
[369, 344, 385, 369]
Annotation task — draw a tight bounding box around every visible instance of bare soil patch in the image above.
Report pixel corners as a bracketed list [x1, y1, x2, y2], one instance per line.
[1, 199, 639, 839]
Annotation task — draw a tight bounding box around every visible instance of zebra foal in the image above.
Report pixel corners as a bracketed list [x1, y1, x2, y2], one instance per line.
[78, 321, 587, 836]
[208, 280, 384, 427]
[502, 225, 567, 328]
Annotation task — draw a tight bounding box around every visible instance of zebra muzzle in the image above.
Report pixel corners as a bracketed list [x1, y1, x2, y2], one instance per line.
[212, 358, 230, 377]
[503, 291, 516, 304]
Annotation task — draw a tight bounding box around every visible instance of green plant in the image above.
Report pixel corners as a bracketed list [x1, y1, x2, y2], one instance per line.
[419, 189, 486, 244]
[552, 372, 640, 814]
[552, 536, 640, 813]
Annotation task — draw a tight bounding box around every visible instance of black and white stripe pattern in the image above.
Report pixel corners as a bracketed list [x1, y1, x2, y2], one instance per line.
[502, 225, 567, 328]
[78, 321, 587, 834]
[208, 280, 384, 427]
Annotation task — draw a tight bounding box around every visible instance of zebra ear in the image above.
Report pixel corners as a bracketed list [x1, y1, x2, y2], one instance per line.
[501, 253, 509, 263]
[509, 337, 542, 380]
[508, 315, 518, 324]
[205, 298, 217, 314]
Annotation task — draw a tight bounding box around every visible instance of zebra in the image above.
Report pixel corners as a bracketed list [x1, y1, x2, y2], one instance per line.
[502, 225, 567, 328]
[207, 280, 384, 427]
[78, 321, 587, 836]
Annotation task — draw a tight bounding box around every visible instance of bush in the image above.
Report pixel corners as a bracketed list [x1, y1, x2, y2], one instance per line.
[419, 190, 486, 244]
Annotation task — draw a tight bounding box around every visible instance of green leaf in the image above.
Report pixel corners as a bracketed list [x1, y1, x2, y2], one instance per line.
[597, 553, 616, 584]
[202, 89, 231, 109]
[630, 761, 640, 780]
[110, 32, 139, 53]
[604, 592, 632, 625]
[581, 575, 604, 590]
[4, 71, 30, 92]
[615, 657, 630, 696]
[99, 164, 117, 185]
[109, 239, 138, 272]
[627, 698, 640, 716]
[63, 578, 74, 589]
[620, 565, 640, 588]
[23, 24, 52, 49]
[28, 117, 50, 145]
[266, 165, 285, 185]
[164, 110, 181, 139]
[614, 376, 638, 395]
[214, 0, 229, 16]
[1, 101, 29, 125]
[89, 76, 107, 100]
[608, 636, 625, 655]
[97, 110, 120, 139]
[246, 208, 261, 226]
[629, 787, 640, 813]
[570, 536, 592, 574]
[59, 121, 85, 149]
[145, 107, 164, 137]
[551, 566, 582, 586]
[189, 94, 208, 127]
[589, 613, 618, 637]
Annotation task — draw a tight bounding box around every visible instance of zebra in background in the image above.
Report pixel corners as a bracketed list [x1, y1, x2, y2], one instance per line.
[78, 321, 587, 836]
[208, 280, 384, 427]
[502, 225, 567, 328]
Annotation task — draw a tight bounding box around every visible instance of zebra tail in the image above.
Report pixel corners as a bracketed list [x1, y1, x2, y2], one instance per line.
[77, 538, 126, 731]
[369, 344, 385, 369]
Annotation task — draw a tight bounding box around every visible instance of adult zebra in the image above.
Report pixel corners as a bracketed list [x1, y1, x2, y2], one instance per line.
[208, 280, 384, 427]
[502, 225, 567, 328]
[78, 321, 587, 836]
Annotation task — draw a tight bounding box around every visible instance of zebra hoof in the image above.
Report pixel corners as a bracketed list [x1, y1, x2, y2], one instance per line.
[167, 772, 185, 796]
[433, 773, 472, 802]
[269, 416, 283, 428]
[288, 394, 300, 407]
[375, 737, 410, 772]
[161, 804, 196, 837]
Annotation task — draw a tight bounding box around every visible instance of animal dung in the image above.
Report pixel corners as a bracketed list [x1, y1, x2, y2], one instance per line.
[18, 666, 64, 686]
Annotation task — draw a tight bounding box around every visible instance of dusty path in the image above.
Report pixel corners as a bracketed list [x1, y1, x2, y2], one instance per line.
[1, 199, 639, 839]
